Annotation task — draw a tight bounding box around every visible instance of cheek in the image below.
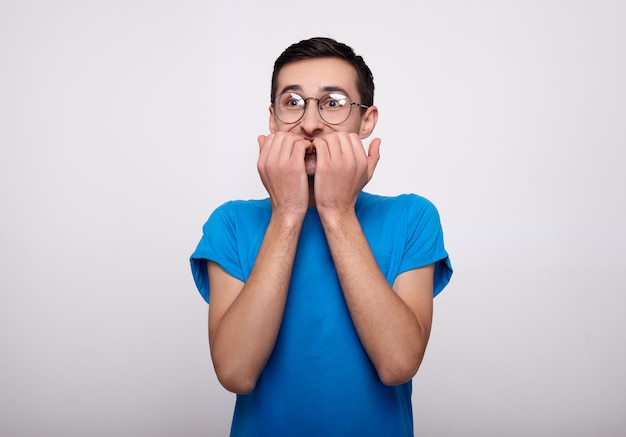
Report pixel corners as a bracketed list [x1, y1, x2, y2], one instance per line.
[268, 108, 286, 133]
[269, 112, 290, 133]
[340, 111, 364, 134]
[277, 123, 294, 132]
[269, 112, 276, 133]
[274, 121, 301, 133]
[345, 118, 364, 135]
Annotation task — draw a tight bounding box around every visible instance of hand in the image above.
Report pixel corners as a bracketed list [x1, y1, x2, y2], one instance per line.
[257, 132, 310, 218]
[312, 132, 381, 215]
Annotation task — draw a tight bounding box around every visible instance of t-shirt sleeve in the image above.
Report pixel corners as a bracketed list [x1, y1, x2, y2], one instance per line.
[399, 195, 453, 297]
[190, 203, 244, 304]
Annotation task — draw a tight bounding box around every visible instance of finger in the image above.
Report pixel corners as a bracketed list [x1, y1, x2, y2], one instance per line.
[257, 134, 271, 175]
[292, 137, 309, 160]
[312, 137, 329, 165]
[257, 134, 268, 150]
[325, 134, 343, 160]
[268, 132, 293, 164]
[366, 137, 382, 178]
[272, 132, 304, 163]
[274, 132, 291, 161]
[367, 137, 381, 159]
[346, 132, 365, 161]
[258, 133, 278, 167]
[339, 132, 358, 159]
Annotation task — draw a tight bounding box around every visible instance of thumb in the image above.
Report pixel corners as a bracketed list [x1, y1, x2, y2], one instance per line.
[257, 134, 268, 150]
[367, 137, 381, 160]
[367, 137, 381, 177]
[366, 138, 381, 180]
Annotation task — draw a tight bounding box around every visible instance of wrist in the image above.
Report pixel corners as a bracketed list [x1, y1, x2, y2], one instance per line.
[270, 208, 307, 229]
[317, 205, 357, 229]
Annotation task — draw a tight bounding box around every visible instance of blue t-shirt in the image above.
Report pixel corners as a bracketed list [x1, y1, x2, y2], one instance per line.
[190, 192, 452, 436]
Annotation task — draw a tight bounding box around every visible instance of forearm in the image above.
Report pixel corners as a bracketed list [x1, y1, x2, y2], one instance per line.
[210, 212, 303, 393]
[319, 209, 430, 385]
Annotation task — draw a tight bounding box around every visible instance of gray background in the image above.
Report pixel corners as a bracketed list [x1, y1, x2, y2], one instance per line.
[1, 1, 625, 435]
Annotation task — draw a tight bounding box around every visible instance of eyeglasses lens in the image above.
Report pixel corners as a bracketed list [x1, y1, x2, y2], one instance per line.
[274, 93, 351, 125]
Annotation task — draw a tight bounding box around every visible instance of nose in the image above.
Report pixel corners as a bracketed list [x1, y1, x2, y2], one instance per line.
[299, 99, 325, 135]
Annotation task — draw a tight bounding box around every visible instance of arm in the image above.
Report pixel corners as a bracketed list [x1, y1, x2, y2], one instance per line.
[319, 212, 434, 385]
[208, 132, 310, 394]
[208, 214, 302, 394]
[314, 132, 434, 385]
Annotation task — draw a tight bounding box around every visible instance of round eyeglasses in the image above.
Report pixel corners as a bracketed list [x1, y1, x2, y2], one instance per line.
[272, 92, 369, 125]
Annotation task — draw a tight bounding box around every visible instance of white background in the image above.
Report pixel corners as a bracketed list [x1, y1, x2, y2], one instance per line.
[1, 1, 625, 435]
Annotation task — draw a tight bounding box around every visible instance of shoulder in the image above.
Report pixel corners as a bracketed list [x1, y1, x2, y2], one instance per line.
[213, 198, 271, 215]
[357, 192, 439, 217]
[206, 198, 271, 226]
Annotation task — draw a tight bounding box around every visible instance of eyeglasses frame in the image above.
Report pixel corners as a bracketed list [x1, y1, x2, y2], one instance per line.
[271, 92, 369, 126]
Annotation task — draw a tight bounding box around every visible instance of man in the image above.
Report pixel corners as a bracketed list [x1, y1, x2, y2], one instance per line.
[191, 37, 452, 436]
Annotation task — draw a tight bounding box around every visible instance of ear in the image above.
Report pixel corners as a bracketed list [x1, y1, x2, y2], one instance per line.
[359, 105, 378, 139]
[269, 106, 278, 133]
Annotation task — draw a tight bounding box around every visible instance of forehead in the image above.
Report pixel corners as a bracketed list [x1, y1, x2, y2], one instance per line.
[275, 57, 359, 97]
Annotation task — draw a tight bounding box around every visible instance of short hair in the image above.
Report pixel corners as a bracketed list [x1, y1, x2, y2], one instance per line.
[271, 37, 375, 107]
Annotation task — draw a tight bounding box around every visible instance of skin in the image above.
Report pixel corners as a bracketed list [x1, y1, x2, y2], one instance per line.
[207, 57, 435, 394]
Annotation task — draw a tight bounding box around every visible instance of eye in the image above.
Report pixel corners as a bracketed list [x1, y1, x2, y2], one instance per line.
[282, 93, 305, 109]
[320, 93, 347, 110]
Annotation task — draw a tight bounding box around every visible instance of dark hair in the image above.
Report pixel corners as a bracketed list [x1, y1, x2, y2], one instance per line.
[271, 37, 375, 107]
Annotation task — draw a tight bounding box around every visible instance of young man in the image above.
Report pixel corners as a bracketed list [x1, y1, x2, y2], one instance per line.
[191, 37, 452, 436]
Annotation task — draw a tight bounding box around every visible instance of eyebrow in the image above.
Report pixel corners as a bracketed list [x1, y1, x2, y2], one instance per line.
[279, 85, 350, 96]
